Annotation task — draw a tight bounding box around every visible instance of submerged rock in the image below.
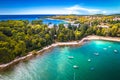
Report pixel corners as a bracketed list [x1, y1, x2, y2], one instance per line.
[103, 48, 107, 50]
[108, 46, 111, 48]
[90, 67, 95, 71]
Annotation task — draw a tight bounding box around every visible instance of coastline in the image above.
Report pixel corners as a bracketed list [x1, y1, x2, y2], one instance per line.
[46, 18, 71, 23]
[0, 35, 120, 71]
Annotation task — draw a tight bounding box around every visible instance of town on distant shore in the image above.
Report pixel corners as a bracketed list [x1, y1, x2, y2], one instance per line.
[0, 15, 120, 64]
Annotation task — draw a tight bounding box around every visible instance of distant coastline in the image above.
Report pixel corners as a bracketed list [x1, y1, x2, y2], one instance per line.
[0, 15, 56, 21]
[0, 35, 120, 71]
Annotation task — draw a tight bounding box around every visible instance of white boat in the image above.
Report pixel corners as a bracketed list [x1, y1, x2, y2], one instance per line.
[68, 56, 74, 59]
[114, 50, 118, 53]
[94, 53, 99, 56]
[73, 65, 79, 69]
[88, 59, 91, 62]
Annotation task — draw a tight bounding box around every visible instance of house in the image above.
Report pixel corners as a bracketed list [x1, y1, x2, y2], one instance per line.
[71, 23, 80, 28]
[64, 23, 80, 28]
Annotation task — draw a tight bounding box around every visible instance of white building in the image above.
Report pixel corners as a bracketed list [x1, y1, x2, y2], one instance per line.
[64, 23, 80, 28]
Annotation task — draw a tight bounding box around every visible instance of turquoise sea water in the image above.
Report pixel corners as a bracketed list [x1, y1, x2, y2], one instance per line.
[43, 18, 67, 24]
[0, 40, 120, 80]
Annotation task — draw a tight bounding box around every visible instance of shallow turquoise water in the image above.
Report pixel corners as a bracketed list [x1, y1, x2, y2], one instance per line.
[43, 18, 67, 24]
[0, 40, 120, 80]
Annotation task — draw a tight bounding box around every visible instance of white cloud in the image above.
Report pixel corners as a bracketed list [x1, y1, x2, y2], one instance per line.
[65, 5, 107, 14]
[102, 11, 107, 14]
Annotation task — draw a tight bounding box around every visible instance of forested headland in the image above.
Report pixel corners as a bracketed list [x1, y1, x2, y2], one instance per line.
[0, 15, 120, 64]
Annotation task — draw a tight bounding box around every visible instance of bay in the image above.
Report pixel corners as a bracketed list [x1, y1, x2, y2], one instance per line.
[0, 15, 67, 24]
[0, 40, 120, 80]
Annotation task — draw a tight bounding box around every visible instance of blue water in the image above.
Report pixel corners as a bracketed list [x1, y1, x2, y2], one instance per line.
[0, 15, 46, 21]
[0, 40, 120, 80]
[43, 18, 67, 24]
[0, 15, 67, 24]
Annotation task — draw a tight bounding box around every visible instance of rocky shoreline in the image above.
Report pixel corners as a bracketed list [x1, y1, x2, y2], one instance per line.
[0, 35, 120, 71]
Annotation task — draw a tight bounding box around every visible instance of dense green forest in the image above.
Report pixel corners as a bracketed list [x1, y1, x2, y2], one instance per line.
[0, 19, 120, 64]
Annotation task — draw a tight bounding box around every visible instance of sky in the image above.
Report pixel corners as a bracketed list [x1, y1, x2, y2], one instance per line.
[0, 0, 120, 15]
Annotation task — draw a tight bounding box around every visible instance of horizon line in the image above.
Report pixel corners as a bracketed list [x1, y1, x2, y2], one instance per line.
[0, 13, 120, 16]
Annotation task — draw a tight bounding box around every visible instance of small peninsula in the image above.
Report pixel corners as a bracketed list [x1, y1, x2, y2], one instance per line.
[0, 15, 120, 71]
